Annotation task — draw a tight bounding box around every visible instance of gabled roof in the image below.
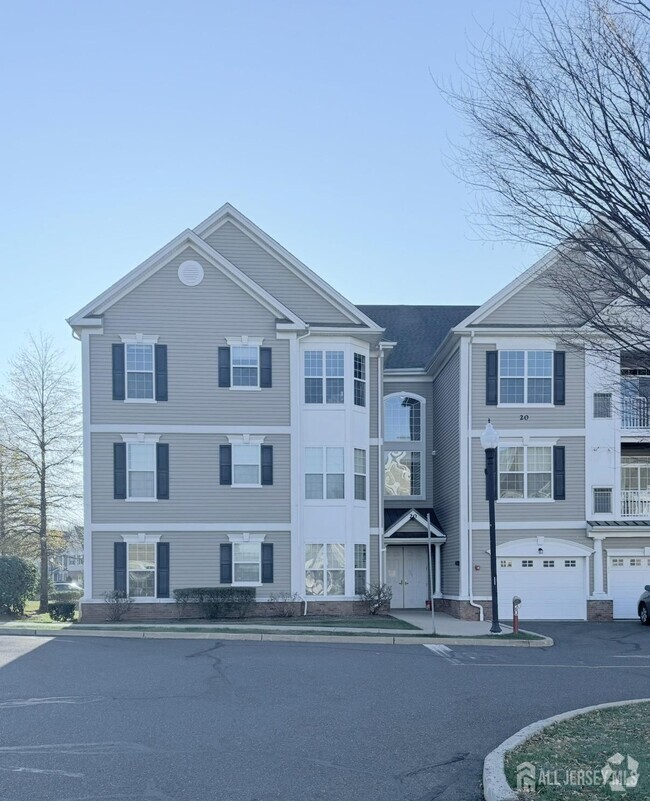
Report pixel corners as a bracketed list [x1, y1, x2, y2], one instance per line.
[383, 507, 445, 539]
[453, 247, 561, 330]
[67, 229, 306, 330]
[195, 204, 383, 331]
[356, 305, 479, 369]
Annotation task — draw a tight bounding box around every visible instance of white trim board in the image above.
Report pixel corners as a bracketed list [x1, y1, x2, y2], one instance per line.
[472, 521, 588, 531]
[68, 228, 306, 330]
[193, 204, 383, 331]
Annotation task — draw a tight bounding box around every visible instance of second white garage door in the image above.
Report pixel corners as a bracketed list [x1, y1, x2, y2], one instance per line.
[497, 557, 587, 620]
[608, 556, 650, 619]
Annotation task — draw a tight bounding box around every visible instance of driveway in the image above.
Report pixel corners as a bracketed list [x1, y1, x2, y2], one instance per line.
[0, 622, 648, 801]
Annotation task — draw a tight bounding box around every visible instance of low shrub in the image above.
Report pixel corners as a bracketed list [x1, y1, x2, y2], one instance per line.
[173, 587, 256, 619]
[359, 583, 392, 615]
[267, 591, 300, 617]
[48, 601, 76, 622]
[103, 591, 133, 622]
[0, 556, 38, 615]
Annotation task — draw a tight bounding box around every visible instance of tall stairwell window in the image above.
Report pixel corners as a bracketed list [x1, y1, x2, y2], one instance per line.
[383, 393, 425, 498]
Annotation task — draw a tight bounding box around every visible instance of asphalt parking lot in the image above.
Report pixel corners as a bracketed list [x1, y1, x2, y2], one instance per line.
[0, 621, 648, 801]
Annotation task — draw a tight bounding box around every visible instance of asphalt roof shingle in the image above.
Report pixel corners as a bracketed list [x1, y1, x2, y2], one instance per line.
[356, 305, 479, 369]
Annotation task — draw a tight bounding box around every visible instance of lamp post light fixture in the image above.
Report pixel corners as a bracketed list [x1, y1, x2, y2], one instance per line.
[480, 420, 502, 634]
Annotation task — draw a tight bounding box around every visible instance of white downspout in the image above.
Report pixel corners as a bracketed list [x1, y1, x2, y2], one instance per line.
[378, 347, 385, 586]
[467, 330, 484, 621]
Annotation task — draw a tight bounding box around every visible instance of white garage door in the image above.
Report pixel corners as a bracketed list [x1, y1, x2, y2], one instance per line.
[609, 556, 650, 619]
[497, 557, 587, 620]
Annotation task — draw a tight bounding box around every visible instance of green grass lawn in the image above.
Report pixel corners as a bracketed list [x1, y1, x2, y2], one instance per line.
[0, 599, 78, 625]
[504, 702, 650, 799]
[237, 615, 420, 629]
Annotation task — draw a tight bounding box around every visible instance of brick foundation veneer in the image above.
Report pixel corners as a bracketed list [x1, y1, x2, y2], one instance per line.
[80, 599, 377, 623]
[587, 599, 613, 621]
[434, 598, 493, 621]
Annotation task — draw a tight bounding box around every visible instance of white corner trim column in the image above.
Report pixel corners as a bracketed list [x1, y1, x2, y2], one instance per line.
[288, 332, 304, 595]
[591, 534, 607, 597]
[433, 542, 442, 598]
[81, 329, 93, 602]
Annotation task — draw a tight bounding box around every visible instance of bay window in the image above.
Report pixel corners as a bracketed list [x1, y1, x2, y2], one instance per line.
[305, 543, 345, 596]
[305, 447, 344, 499]
[304, 350, 344, 404]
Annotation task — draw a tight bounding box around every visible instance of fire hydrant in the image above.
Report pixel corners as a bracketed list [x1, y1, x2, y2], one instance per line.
[512, 596, 522, 634]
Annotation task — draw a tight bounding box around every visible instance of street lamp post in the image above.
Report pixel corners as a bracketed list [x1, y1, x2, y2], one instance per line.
[480, 420, 502, 634]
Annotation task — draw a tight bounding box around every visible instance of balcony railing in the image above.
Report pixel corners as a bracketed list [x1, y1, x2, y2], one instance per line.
[621, 489, 650, 517]
[621, 396, 650, 429]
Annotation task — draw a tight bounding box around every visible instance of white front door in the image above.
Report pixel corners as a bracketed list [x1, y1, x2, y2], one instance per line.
[609, 556, 650, 619]
[497, 556, 587, 620]
[385, 546, 429, 609]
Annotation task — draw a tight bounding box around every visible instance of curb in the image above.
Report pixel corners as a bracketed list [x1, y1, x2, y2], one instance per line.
[0, 626, 553, 647]
[483, 697, 650, 801]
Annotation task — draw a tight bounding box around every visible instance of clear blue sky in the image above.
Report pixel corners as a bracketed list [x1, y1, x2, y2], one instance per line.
[0, 0, 538, 373]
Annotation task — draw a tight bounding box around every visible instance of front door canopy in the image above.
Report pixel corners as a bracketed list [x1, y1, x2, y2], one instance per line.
[384, 508, 446, 541]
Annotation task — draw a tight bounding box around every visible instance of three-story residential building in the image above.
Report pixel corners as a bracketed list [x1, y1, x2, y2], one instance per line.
[70, 205, 648, 621]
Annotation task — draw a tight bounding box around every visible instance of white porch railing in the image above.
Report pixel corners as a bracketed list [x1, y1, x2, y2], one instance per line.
[621, 396, 650, 429]
[621, 489, 650, 517]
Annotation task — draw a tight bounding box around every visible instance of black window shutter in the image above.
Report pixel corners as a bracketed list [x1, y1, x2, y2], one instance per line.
[218, 347, 231, 388]
[156, 542, 170, 598]
[114, 542, 127, 594]
[553, 446, 566, 500]
[220, 444, 232, 485]
[155, 344, 168, 401]
[260, 347, 272, 388]
[261, 445, 273, 486]
[553, 351, 566, 406]
[220, 543, 232, 583]
[114, 443, 127, 499]
[112, 344, 125, 401]
[486, 351, 498, 406]
[261, 543, 274, 583]
[156, 443, 169, 499]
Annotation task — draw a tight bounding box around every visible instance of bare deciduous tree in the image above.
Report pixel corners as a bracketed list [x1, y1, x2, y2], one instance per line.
[1, 334, 81, 612]
[444, 0, 650, 362]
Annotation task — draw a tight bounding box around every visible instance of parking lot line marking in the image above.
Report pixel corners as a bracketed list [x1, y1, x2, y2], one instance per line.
[423, 644, 462, 664]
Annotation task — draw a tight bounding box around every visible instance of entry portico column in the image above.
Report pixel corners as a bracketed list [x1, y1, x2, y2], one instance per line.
[434, 542, 442, 597]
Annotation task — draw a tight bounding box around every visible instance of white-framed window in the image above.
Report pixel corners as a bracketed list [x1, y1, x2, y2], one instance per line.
[612, 558, 624, 567]
[499, 350, 553, 404]
[232, 443, 261, 486]
[233, 541, 261, 584]
[354, 544, 367, 594]
[500, 559, 513, 568]
[231, 345, 259, 387]
[305, 447, 344, 499]
[565, 560, 577, 567]
[498, 446, 552, 500]
[593, 487, 613, 514]
[631, 557, 642, 567]
[304, 350, 344, 404]
[127, 443, 156, 499]
[305, 543, 345, 596]
[126, 343, 155, 400]
[543, 560, 555, 568]
[353, 353, 366, 407]
[522, 560, 534, 567]
[593, 393, 612, 418]
[354, 448, 367, 501]
[128, 542, 156, 597]
[384, 394, 425, 498]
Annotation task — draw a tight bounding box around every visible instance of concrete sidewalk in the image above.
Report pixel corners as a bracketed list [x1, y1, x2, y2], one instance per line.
[390, 609, 512, 636]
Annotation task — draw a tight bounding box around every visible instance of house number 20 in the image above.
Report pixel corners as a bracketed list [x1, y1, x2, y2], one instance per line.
[519, 414, 529, 421]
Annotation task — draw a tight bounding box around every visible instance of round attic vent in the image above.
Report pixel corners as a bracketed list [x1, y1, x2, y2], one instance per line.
[178, 260, 204, 287]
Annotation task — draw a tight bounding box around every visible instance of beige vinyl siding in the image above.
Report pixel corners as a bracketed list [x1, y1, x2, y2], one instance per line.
[369, 534, 379, 585]
[369, 445, 379, 527]
[471, 343, 585, 429]
[432, 348, 461, 597]
[471, 528, 591, 595]
[90, 247, 290, 426]
[471, 436, 585, 522]
[478, 272, 569, 327]
[383, 379, 434, 509]
[92, 531, 291, 597]
[91, 432, 290, 524]
[205, 221, 352, 324]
